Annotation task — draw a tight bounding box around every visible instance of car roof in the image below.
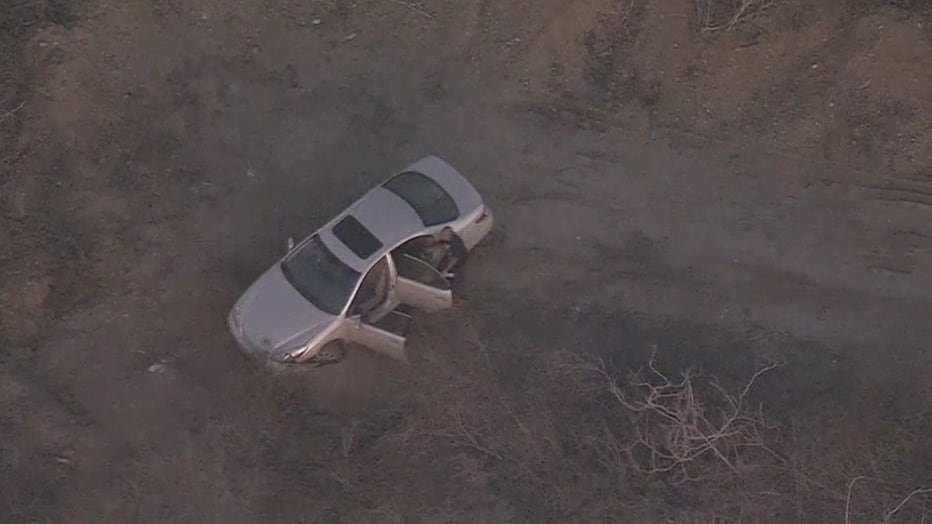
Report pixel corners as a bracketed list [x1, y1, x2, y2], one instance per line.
[319, 187, 422, 272]
[319, 156, 484, 273]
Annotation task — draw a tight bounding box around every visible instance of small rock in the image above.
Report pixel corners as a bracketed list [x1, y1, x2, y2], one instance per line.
[148, 363, 167, 373]
[312, 18, 321, 25]
[246, 168, 256, 177]
[344, 32, 358, 41]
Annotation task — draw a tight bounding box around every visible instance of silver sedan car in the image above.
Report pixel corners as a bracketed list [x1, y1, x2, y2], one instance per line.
[227, 156, 494, 366]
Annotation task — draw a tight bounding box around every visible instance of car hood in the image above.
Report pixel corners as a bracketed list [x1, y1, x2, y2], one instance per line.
[234, 264, 337, 355]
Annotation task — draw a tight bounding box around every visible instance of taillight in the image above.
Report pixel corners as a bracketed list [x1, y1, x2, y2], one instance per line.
[475, 206, 490, 223]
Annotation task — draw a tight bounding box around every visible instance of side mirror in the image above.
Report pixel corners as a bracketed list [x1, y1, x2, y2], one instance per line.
[286, 237, 295, 252]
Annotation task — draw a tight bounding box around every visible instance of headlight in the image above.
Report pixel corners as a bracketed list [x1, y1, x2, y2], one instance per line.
[278, 341, 312, 363]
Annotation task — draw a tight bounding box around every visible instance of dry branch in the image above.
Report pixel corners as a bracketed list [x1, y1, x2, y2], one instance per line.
[885, 487, 932, 523]
[695, 0, 774, 33]
[845, 475, 932, 524]
[423, 410, 502, 461]
[387, 0, 434, 19]
[0, 101, 25, 123]
[576, 348, 783, 483]
[846, 476, 876, 524]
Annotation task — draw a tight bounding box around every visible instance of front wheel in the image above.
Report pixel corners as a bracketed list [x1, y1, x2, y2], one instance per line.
[309, 340, 346, 367]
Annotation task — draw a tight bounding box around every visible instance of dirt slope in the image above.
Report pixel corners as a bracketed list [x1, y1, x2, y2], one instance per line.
[2, 0, 931, 522]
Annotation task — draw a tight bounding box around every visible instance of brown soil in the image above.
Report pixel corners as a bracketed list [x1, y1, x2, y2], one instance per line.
[3, 0, 932, 522]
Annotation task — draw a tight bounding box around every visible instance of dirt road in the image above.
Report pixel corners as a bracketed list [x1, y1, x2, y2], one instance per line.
[3, 0, 931, 522]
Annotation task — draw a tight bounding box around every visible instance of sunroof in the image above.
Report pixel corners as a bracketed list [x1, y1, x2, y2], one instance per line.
[332, 215, 383, 259]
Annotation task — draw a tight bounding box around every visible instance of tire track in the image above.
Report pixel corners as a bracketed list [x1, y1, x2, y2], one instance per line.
[857, 178, 932, 209]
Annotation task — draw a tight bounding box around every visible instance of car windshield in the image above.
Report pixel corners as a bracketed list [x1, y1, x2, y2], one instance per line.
[280, 236, 361, 315]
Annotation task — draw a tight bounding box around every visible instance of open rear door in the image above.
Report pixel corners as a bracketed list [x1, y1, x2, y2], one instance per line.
[345, 310, 411, 361]
[393, 253, 453, 312]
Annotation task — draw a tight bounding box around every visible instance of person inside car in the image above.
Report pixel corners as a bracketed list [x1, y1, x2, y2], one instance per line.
[437, 226, 466, 277]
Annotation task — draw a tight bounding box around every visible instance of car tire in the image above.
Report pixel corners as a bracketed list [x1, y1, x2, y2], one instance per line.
[310, 341, 346, 367]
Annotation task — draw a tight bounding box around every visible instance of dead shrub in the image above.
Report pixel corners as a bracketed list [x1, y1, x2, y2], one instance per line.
[694, 0, 776, 32]
[845, 476, 932, 523]
[400, 342, 930, 521]
[557, 347, 783, 484]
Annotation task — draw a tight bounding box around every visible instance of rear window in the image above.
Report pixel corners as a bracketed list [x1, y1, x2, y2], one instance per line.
[332, 215, 383, 259]
[383, 171, 459, 226]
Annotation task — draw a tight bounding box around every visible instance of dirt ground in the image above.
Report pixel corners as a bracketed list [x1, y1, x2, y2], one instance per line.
[2, 0, 932, 522]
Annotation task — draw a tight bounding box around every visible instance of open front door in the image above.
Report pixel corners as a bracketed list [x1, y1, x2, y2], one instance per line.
[393, 253, 453, 312]
[345, 311, 410, 361]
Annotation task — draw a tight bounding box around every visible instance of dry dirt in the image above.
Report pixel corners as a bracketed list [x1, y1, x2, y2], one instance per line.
[2, 0, 932, 522]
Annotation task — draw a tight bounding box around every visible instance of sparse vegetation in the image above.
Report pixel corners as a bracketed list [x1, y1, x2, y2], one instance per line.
[694, 0, 776, 32]
[4, 0, 932, 521]
[569, 350, 782, 482]
[376, 343, 932, 521]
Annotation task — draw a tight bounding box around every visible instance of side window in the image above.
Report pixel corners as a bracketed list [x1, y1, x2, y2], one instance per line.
[394, 253, 448, 288]
[349, 256, 390, 316]
[393, 235, 443, 268]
